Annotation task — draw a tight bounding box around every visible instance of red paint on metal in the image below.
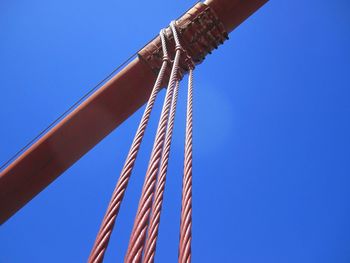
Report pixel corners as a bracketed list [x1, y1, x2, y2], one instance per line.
[204, 0, 268, 34]
[0, 0, 268, 224]
[0, 59, 156, 224]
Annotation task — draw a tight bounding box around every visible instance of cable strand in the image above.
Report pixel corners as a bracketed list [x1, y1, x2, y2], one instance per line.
[178, 68, 193, 263]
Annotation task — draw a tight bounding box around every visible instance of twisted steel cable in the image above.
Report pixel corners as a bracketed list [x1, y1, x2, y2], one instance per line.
[125, 28, 183, 262]
[168, 20, 194, 263]
[88, 30, 171, 263]
[179, 68, 194, 263]
[142, 80, 180, 263]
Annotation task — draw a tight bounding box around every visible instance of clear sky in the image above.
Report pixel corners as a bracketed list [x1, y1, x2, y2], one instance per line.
[1, 0, 350, 262]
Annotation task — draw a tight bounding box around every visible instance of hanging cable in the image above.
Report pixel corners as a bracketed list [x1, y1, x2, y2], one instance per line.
[172, 20, 195, 263]
[179, 69, 194, 263]
[88, 29, 171, 263]
[142, 80, 180, 263]
[124, 21, 183, 263]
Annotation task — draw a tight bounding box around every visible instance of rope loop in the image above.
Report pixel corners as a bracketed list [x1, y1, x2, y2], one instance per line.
[170, 21, 195, 71]
[160, 29, 171, 63]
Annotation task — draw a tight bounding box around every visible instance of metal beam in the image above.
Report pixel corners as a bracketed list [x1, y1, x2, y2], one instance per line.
[0, 0, 268, 224]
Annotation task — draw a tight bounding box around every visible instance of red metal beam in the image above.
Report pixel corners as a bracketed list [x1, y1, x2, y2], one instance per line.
[0, 0, 268, 224]
[205, 0, 268, 33]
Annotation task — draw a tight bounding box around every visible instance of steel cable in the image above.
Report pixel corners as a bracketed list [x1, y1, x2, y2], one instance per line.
[88, 30, 170, 263]
[179, 68, 193, 263]
[124, 23, 182, 263]
[168, 19, 195, 263]
[142, 80, 180, 263]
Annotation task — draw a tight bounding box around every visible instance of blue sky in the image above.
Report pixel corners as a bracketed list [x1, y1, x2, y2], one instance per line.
[1, 0, 350, 262]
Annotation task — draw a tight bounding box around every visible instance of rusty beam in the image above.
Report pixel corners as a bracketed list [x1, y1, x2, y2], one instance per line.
[0, 0, 268, 224]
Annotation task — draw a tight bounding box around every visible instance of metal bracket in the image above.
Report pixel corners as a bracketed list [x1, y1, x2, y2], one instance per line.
[138, 3, 228, 78]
